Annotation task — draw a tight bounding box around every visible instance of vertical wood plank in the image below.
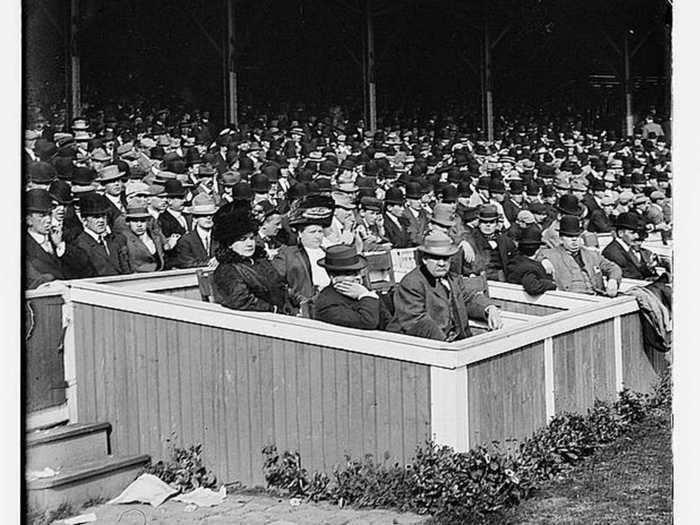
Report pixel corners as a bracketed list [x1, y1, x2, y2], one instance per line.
[125, 310, 143, 455]
[157, 316, 173, 459]
[283, 341, 299, 456]
[93, 306, 108, 423]
[335, 350, 350, 460]
[199, 326, 216, 473]
[361, 354, 377, 459]
[388, 358, 404, 462]
[258, 336, 275, 460]
[347, 352, 364, 458]
[374, 356, 390, 461]
[177, 320, 193, 447]
[308, 345, 325, 471]
[293, 341, 312, 471]
[235, 331, 252, 483]
[544, 338, 555, 420]
[321, 349, 338, 468]
[223, 331, 239, 484]
[401, 362, 417, 464]
[414, 361, 431, 452]
[271, 339, 288, 453]
[613, 315, 623, 392]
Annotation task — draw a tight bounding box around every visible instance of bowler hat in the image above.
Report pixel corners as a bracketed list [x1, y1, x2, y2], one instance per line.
[53, 157, 74, 181]
[318, 160, 338, 177]
[556, 194, 586, 216]
[162, 179, 187, 198]
[528, 202, 547, 215]
[460, 206, 479, 222]
[489, 179, 506, 194]
[48, 180, 75, 205]
[518, 226, 543, 246]
[232, 182, 254, 201]
[478, 204, 499, 222]
[430, 203, 456, 228]
[526, 181, 540, 196]
[476, 176, 491, 190]
[318, 244, 367, 272]
[359, 196, 383, 212]
[250, 173, 271, 193]
[26, 188, 54, 213]
[28, 162, 57, 185]
[71, 167, 98, 194]
[615, 212, 643, 231]
[509, 180, 524, 194]
[79, 193, 110, 216]
[405, 181, 423, 200]
[384, 186, 405, 205]
[417, 230, 459, 257]
[558, 215, 583, 237]
[590, 178, 606, 192]
[440, 185, 459, 203]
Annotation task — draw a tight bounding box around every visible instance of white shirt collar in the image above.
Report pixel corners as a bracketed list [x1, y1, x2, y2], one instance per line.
[28, 229, 48, 245]
[84, 227, 103, 243]
[617, 238, 631, 252]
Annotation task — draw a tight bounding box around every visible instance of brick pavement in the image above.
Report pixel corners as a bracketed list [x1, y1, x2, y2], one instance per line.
[81, 494, 428, 524]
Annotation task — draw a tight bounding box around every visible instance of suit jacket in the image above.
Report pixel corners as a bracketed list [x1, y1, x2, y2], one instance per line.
[586, 209, 613, 233]
[123, 228, 166, 273]
[403, 207, 429, 247]
[69, 230, 132, 277]
[104, 195, 127, 229]
[386, 265, 493, 341]
[502, 197, 523, 224]
[461, 228, 515, 281]
[537, 246, 622, 295]
[271, 245, 316, 300]
[313, 286, 390, 330]
[601, 239, 655, 280]
[382, 213, 412, 249]
[25, 233, 83, 288]
[583, 193, 603, 216]
[158, 209, 192, 237]
[172, 229, 218, 268]
[506, 254, 557, 295]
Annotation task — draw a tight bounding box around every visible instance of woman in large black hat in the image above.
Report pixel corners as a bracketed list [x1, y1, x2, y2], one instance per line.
[210, 203, 296, 313]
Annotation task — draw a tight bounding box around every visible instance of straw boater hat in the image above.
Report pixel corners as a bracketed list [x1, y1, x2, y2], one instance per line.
[430, 203, 456, 228]
[417, 230, 459, 258]
[95, 165, 125, 184]
[317, 244, 367, 272]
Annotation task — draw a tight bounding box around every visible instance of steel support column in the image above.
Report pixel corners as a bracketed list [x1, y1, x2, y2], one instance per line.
[69, 0, 80, 119]
[365, 0, 377, 132]
[227, 0, 238, 126]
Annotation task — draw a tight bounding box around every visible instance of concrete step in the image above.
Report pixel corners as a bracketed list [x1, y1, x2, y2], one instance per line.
[26, 422, 111, 471]
[27, 454, 150, 511]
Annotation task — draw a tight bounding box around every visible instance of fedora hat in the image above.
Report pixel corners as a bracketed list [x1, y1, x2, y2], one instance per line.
[460, 206, 479, 222]
[318, 244, 367, 272]
[558, 215, 583, 237]
[478, 204, 499, 222]
[186, 193, 217, 215]
[556, 194, 586, 216]
[125, 203, 152, 220]
[430, 203, 456, 228]
[440, 185, 459, 203]
[96, 165, 125, 183]
[221, 171, 242, 187]
[417, 230, 459, 258]
[26, 188, 54, 213]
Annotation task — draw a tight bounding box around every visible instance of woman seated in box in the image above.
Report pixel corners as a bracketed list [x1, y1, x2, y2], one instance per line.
[211, 203, 296, 313]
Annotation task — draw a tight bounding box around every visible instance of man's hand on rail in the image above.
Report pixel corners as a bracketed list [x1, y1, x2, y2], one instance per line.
[485, 305, 503, 331]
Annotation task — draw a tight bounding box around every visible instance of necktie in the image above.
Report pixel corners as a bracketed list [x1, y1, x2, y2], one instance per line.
[42, 237, 54, 255]
[100, 235, 110, 256]
[204, 234, 210, 256]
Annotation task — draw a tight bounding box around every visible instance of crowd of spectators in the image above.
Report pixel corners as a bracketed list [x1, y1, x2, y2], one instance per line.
[23, 102, 672, 341]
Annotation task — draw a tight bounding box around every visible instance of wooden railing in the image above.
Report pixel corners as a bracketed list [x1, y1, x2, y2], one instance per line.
[48, 270, 667, 486]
